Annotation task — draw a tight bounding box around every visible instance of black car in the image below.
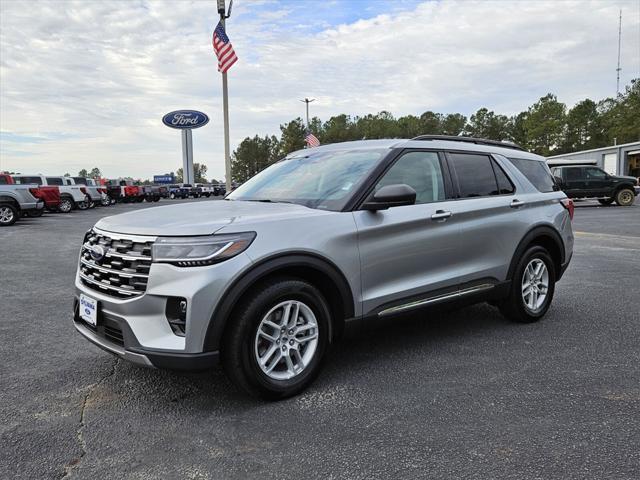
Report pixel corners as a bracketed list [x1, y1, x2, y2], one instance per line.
[551, 165, 638, 206]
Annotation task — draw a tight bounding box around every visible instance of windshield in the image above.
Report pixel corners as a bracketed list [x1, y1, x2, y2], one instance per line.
[227, 148, 387, 211]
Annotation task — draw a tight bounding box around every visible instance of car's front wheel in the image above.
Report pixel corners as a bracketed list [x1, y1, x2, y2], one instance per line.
[499, 246, 556, 323]
[222, 278, 331, 399]
[615, 188, 635, 206]
[58, 196, 74, 213]
[0, 204, 18, 226]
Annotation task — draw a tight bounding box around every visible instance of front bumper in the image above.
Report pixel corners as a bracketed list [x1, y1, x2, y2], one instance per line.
[73, 299, 219, 370]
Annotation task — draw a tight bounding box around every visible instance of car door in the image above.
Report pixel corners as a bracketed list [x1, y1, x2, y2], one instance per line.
[583, 167, 609, 196]
[353, 150, 463, 315]
[562, 167, 587, 196]
[445, 152, 528, 286]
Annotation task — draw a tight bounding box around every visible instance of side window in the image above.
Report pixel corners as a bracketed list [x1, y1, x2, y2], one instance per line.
[46, 177, 63, 186]
[449, 153, 499, 197]
[374, 151, 445, 204]
[492, 161, 515, 194]
[585, 168, 606, 179]
[0, 176, 7, 185]
[508, 158, 556, 192]
[565, 168, 583, 181]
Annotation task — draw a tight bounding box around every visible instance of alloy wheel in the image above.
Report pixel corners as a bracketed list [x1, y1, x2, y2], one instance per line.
[254, 300, 319, 380]
[521, 258, 549, 313]
[0, 206, 14, 224]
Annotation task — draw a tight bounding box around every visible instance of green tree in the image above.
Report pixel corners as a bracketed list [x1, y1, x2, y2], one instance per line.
[601, 79, 640, 145]
[175, 163, 208, 183]
[77, 168, 88, 177]
[231, 135, 280, 183]
[356, 111, 400, 139]
[396, 114, 423, 138]
[279, 118, 307, 156]
[523, 93, 566, 156]
[561, 99, 606, 152]
[89, 167, 102, 179]
[64, 173, 70, 177]
[440, 114, 467, 136]
[508, 111, 529, 148]
[322, 114, 359, 143]
[465, 108, 510, 140]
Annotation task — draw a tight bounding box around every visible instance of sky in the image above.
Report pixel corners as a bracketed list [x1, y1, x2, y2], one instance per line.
[1, 0, 639, 181]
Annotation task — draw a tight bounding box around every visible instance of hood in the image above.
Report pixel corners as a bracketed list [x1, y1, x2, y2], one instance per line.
[614, 174, 638, 183]
[95, 200, 329, 236]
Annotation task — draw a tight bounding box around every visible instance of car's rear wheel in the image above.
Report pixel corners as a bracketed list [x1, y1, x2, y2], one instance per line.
[76, 196, 90, 210]
[101, 196, 111, 206]
[222, 278, 330, 399]
[499, 246, 556, 323]
[0, 204, 18, 226]
[615, 188, 635, 206]
[598, 198, 614, 205]
[58, 197, 73, 213]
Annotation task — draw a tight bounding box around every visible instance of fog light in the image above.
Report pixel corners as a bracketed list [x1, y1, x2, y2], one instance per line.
[166, 297, 187, 337]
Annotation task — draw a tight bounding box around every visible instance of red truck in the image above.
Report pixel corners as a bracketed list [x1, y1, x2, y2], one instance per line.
[0, 174, 61, 215]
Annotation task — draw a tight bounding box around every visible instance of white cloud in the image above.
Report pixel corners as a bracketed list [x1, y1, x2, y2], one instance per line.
[1, 0, 639, 179]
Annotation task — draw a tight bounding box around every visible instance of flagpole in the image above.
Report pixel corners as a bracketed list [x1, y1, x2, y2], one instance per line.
[219, 1, 232, 193]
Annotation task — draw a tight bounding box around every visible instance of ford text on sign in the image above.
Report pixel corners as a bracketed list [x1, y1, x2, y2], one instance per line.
[162, 110, 209, 129]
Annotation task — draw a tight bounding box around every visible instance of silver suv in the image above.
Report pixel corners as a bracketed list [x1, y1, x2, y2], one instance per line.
[73, 136, 574, 399]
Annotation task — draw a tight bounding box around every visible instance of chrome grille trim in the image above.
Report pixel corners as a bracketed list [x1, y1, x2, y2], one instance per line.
[79, 229, 155, 299]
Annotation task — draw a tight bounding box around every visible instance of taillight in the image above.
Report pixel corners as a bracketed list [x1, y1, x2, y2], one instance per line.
[29, 187, 41, 199]
[560, 198, 574, 221]
[80, 187, 88, 195]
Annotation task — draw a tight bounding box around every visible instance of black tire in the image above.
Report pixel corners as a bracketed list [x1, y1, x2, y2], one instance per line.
[25, 208, 44, 218]
[615, 188, 635, 206]
[221, 277, 331, 400]
[101, 196, 111, 207]
[153, 197, 160, 202]
[598, 198, 614, 205]
[76, 195, 90, 210]
[499, 246, 556, 323]
[0, 203, 19, 226]
[58, 197, 74, 213]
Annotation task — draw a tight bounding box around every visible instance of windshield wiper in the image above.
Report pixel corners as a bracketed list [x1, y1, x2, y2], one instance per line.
[245, 199, 296, 204]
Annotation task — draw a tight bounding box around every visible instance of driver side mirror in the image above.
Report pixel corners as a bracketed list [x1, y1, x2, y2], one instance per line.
[361, 184, 416, 211]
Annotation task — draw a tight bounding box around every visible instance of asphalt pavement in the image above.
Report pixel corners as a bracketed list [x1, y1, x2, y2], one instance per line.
[1, 197, 639, 479]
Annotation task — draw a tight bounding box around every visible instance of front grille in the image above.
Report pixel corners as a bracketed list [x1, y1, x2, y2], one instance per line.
[79, 230, 154, 298]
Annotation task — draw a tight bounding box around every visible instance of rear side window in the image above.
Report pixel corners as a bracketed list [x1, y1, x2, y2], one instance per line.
[73, 177, 87, 185]
[509, 158, 556, 192]
[449, 153, 513, 198]
[46, 177, 64, 185]
[13, 176, 43, 185]
[0, 176, 7, 185]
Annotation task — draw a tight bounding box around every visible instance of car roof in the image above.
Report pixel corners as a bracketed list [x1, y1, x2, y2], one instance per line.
[287, 137, 544, 161]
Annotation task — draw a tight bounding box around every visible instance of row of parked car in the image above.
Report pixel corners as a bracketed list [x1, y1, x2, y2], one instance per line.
[0, 173, 227, 226]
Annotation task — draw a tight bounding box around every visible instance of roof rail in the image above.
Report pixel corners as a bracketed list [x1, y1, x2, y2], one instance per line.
[411, 135, 525, 151]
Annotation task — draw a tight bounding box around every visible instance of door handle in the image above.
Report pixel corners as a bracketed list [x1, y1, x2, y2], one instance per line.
[431, 210, 452, 221]
[510, 199, 525, 208]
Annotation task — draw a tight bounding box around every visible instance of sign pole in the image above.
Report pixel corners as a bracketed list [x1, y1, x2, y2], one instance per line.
[181, 129, 194, 184]
[219, 1, 232, 193]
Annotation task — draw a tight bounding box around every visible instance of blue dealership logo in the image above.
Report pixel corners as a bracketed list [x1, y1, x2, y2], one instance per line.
[162, 110, 209, 129]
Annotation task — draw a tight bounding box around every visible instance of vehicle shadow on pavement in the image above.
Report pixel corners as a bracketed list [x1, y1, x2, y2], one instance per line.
[97, 302, 516, 408]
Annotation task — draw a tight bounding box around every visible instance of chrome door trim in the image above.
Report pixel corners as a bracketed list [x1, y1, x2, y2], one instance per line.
[378, 283, 495, 317]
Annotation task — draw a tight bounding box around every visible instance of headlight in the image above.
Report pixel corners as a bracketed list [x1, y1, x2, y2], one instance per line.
[152, 232, 256, 267]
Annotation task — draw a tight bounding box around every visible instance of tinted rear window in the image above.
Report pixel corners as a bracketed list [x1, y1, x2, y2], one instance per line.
[509, 158, 556, 192]
[46, 177, 64, 185]
[13, 176, 43, 185]
[449, 153, 512, 197]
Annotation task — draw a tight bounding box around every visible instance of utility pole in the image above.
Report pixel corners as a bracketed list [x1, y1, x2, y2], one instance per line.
[616, 9, 622, 97]
[218, 0, 232, 192]
[300, 98, 315, 127]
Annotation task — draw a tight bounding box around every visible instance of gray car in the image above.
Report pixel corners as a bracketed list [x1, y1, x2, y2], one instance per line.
[73, 136, 574, 399]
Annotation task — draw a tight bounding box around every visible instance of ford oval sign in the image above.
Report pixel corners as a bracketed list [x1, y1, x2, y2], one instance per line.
[162, 110, 209, 129]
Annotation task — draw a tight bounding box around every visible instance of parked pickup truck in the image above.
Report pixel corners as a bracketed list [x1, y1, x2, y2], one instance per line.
[180, 183, 202, 198]
[67, 177, 109, 207]
[141, 186, 161, 202]
[195, 183, 215, 197]
[1, 174, 60, 215]
[551, 165, 639, 206]
[105, 179, 144, 203]
[0, 178, 45, 226]
[168, 184, 189, 199]
[12, 174, 89, 212]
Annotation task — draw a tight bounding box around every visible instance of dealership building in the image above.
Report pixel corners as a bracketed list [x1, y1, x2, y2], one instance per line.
[547, 141, 640, 178]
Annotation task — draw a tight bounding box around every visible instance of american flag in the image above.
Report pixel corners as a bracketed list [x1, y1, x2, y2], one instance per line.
[305, 130, 320, 148]
[212, 22, 238, 73]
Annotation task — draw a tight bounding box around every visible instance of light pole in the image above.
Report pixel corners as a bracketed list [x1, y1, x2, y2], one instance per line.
[218, 0, 233, 192]
[300, 98, 315, 127]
